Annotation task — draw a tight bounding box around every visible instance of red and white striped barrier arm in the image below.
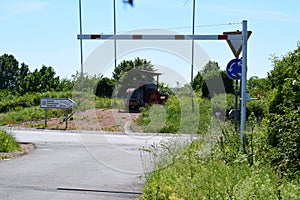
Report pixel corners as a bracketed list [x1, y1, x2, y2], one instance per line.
[77, 34, 242, 40]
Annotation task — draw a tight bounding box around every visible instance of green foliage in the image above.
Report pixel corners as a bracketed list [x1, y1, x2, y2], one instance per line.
[0, 106, 66, 126]
[267, 109, 300, 178]
[94, 97, 123, 109]
[0, 54, 74, 95]
[245, 99, 268, 121]
[58, 78, 74, 92]
[202, 70, 234, 98]
[137, 96, 180, 133]
[136, 95, 211, 134]
[266, 43, 300, 178]
[248, 76, 270, 98]
[95, 77, 115, 97]
[0, 54, 29, 92]
[94, 97, 113, 109]
[0, 129, 20, 153]
[71, 71, 98, 95]
[113, 58, 156, 98]
[191, 71, 204, 92]
[112, 57, 155, 82]
[19, 65, 61, 94]
[211, 94, 232, 119]
[201, 60, 220, 74]
[211, 94, 268, 121]
[0, 91, 72, 113]
[192, 61, 234, 98]
[140, 121, 300, 200]
[158, 82, 174, 96]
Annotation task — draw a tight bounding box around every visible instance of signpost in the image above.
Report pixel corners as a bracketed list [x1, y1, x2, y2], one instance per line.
[40, 98, 75, 129]
[224, 25, 252, 152]
[226, 58, 242, 133]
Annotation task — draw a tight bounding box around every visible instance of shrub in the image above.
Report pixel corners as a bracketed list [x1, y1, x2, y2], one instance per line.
[0, 91, 72, 113]
[0, 129, 20, 153]
[137, 95, 211, 134]
[267, 108, 300, 179]
[140, 121, 300, 199]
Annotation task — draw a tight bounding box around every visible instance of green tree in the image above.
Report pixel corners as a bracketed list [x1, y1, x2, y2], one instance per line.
[0, 54, 29, 92]
[19, 69, 40, 93]
[58, 78, 74, 92]
[113, 58, 156, 98]
[192, 71, 204, 93]
[112, 57, 155, 82]
[248, 76, 270, 98]
[266, 43, 300, 178]
[19, 65, 60, 93]
[95, 77, 115, 97]
[71, 71, 100, 96]
[201, 60, 220, 74]
[192, 61, 234, 98]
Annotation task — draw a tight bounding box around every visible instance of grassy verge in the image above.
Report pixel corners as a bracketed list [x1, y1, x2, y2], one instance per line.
[139, 121, 300, 199]
[136, 96, 211, 134]
[0, 95, 125, 126]
[0, 129, 20, 154]
[0, 106, 66, 126]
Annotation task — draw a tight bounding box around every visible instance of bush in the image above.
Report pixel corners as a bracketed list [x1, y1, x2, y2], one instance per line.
[265, 44, 300, 178]
[267, 108, 300, 179]
[0, 129, 20, 153]
[0, 91, 72, 113]
[140, 121, 300, 199]
[136, 96, 211, 134]
[0, 106, 66, 126]
[246, 99, 268, 121]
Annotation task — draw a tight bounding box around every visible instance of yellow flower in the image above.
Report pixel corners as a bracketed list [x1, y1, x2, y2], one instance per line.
[169, 193, 184, 200]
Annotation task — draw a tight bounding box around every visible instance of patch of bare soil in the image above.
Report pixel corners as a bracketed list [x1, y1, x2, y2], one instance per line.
[0, 143, 34, 161]
[5, 109, 140, 132]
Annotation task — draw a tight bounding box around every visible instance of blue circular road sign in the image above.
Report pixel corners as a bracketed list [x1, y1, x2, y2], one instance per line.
[226, 58, 242, 80]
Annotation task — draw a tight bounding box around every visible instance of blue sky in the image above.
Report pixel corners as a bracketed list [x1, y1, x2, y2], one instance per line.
[1, 0, 300, 85]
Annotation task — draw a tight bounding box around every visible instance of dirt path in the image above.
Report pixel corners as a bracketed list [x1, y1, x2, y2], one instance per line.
[4, 109, 140, 132]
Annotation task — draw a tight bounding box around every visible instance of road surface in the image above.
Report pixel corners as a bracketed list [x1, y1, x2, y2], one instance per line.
[0, 129, 184, 200]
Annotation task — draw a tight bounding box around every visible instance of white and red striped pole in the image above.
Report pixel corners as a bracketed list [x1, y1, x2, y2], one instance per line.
[77, 34, 242, 40]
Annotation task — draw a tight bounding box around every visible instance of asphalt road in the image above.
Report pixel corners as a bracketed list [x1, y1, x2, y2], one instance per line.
[0, 129, 179, 200]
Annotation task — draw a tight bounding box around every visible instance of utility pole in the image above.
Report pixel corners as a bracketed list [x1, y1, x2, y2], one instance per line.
[190, 0, 196, 112]
[79, 0, 84, 100]
[113, 0, 117, 70]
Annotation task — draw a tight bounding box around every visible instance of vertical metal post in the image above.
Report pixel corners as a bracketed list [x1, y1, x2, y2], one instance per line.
[190, 0, 196, 112]
[65, 109, 69, 130]
[113, 0, 117, 70]
[240, 20, 248, 153]
[234, 80, 239, 133]
[44, 108, 48, 128]
[79, 0, 84, 100]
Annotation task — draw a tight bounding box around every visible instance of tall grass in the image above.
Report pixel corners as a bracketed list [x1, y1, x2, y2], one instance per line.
[136, 96, 211, 134]
[139, 118, 300, 199]
[0, 90, 124, 126]
[0, 106, 66, 126]
[0, 129, 20, 153]
[0, 91, 73, 113]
